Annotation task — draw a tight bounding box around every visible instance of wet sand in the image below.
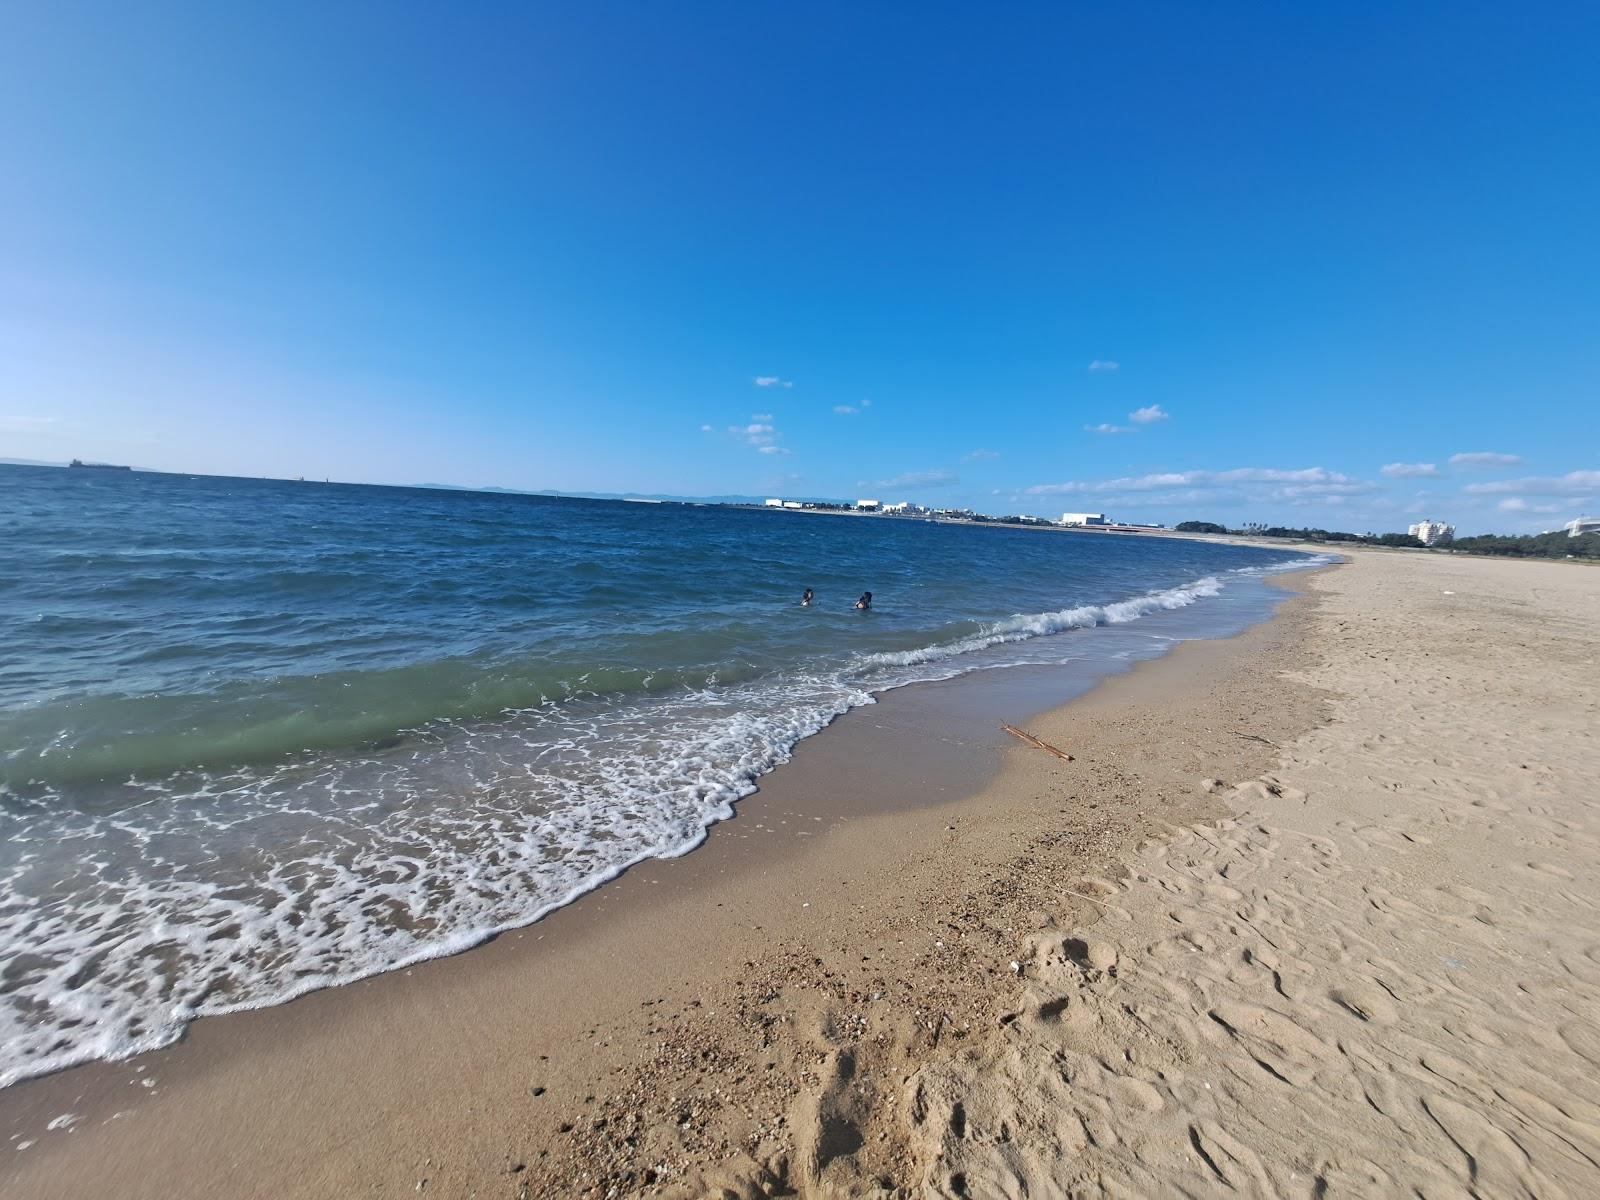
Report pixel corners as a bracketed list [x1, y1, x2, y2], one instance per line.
[7, 550, 1597, 1197]
[1, 564, 1320, 1196]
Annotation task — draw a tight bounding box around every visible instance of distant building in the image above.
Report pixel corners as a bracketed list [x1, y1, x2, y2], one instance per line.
[1408, 519, 1455, 546]
[764, 498, 783, 507]
[782, 500, 804, 510]
[1060, 512, 1112, 527]
[1565, 516, 1600, 537]
[855, 499, 881, 512]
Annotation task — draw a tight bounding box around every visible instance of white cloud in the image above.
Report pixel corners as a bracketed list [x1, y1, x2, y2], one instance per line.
[758, 445, 790, 456]
[1381, 462, 1439, 478]
[1275, 480, 1379, 499]
[1497, 498, 1563, 514]
[1083, 486, 1243, 510]
[730, 421, 779, 450]
[868, 469, 959, 490]
[699, 423, 713, 433]
[833, 405, 859, 415]
[752, 412, 774, 422]
[1024, 467, 1384, 517]
[1085, 406, 1167, 434]
[963, 448, 1001, 461]
[1449, 451, 1523, 469]
[753, 376, 793, 389]
[1463, 470, 1599, 496]
[1026, 466, 1357, 496]
[860, 398, 872, 407]
[1087, 360, 1120, 373]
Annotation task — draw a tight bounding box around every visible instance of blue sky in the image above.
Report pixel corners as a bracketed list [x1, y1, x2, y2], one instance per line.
[2, 2, 1595, 533]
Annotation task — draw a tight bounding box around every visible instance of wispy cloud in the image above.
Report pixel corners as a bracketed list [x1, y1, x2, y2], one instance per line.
[867, 469, 959, 490]
[1497, 497, 1563, 514]
[1380, 462, 1439, 478]
[833, 405, 859, 415]
[753, 376, 794, 389]
[730, 421, 778, 450]
[1085, 405, 1168, 435]
[751, 412, 774, 422]
[1463, 470, 1599, 496]
[1087, 360, 1120, 373]
[1449, 451, 1523, 469]
[962, 448, 1001, 461]
[699, 423, 714, 433]
[758, 445, 790, 456]
[1026, 466, 1366, 498]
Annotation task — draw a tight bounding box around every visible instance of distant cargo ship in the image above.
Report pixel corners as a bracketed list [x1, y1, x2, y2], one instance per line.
[69, 459, 132, 470]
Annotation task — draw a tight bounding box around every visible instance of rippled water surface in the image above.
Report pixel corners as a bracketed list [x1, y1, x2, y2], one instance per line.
[0, 464, 1320, 1084]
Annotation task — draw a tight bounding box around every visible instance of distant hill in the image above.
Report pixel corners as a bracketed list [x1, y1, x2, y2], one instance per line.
[0, 457, 68, 467]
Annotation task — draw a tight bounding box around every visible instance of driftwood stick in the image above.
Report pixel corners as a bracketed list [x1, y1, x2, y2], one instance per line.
[1232, 732, 1278, 747]
[1001, 724, 1075, 761]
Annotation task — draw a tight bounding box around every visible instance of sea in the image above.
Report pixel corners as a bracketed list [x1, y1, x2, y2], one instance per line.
[0, 464, 1325, 1086]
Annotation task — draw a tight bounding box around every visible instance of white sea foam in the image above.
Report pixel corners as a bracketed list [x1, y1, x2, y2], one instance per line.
[0, 570, 1294, 1089]
[1228, 551, 1339, 576]
[860, 576, 1224, 669]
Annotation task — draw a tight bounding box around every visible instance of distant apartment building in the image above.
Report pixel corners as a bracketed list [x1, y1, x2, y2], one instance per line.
[1565, 516, 1600, 537]
[1408, 519, 1455, 546]
[855, 499, 881, 512]
[1060, 512, 1112, 527]
[764, 498, 784, 507]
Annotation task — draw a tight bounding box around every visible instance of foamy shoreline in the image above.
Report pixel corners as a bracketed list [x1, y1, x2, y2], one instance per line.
[5, 550, 1598, 1198]
[1, 560, 1309, 1092]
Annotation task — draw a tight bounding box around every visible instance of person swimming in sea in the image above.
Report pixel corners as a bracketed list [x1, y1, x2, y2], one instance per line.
[854, 591, 872, 611]
[801, 587, 814, 607]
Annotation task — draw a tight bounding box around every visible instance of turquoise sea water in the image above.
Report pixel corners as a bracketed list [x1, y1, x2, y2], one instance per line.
[0, 464, 1322, 1084]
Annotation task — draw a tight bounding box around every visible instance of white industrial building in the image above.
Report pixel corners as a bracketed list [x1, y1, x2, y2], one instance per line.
[1408, 519, 1455, 546]
[855, 499, 881, 512]
[1565, 516, 1600, 537]
[1060, 512, 1112, 527]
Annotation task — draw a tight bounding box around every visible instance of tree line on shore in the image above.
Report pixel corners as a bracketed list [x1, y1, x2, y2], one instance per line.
[1173, 521, 1600, 560]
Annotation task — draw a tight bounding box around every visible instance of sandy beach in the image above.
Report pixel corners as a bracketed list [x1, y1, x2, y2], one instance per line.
[4, 548, 1598, 1198]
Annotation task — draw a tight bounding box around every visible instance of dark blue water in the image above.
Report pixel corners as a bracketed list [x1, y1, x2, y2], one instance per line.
[0, 464, 1321, 1084]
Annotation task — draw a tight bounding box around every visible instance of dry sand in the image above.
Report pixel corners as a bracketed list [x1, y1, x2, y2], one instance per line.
[3, 550, 1597, 1198]
[904, 551, 1600, 1197]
